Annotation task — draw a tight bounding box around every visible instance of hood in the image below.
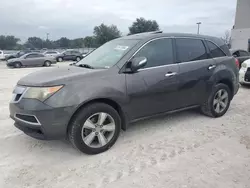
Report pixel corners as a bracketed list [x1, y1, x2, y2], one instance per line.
[7, 57, 21, 62]
[17, 66, 102, 86]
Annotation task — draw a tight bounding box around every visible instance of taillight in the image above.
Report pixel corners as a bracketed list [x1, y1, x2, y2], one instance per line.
[235, 58, 240, 69]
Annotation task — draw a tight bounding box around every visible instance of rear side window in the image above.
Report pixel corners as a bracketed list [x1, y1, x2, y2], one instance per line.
[176, 38, 207, 62]
[26, 53, 44, 58]
[134, 38, 174, 68]
[71, 51, 80, 55]
[207, 41, 226, 58]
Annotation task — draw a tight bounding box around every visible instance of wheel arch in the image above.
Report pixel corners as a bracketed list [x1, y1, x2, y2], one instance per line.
[67, 98, 128, 135]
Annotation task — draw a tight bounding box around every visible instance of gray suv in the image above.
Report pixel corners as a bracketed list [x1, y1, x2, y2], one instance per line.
[9, 32, 239, 154]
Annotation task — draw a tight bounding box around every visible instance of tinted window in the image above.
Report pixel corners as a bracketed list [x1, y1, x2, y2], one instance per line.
[71, 51, 80, 55]
[207, 41, 226, 58]
[239, 50, 249, 56]
[63, 51, 71, 55]
[176, 38, 207, 62]
[26, 53, 43, 58]
[232, 51, 240, 57]
[46, 51, 57, 54]
[134, 38, 174, 68]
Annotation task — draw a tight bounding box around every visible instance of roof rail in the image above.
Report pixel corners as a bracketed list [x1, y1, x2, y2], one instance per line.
[151, 30, 163, 34]
[129, 30, 163, 36]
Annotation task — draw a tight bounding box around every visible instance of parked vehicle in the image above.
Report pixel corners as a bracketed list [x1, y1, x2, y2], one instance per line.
[6, 52, 57, 68]
[0, 50, 5, 60]
[56, 50, 83, 62]
[230, 49, 250, 68]
[43, 51, 60, 57]
[9, 32, 239, 154]
[6, 50, 31, 60]
[239, 59, 250, 85]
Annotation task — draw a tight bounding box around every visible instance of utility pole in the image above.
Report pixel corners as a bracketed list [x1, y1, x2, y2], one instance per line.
[196, 22, 201, 34]
[46, 33, 49, 41]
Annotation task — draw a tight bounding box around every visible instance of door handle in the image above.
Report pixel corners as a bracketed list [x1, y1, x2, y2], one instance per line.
[165, 72, 177, 77]
[208, 65, 216, 70]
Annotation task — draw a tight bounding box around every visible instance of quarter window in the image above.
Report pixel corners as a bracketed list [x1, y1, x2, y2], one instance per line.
[207, 41, 226, 58]
[133, 38, 174, 68]
[176, 38, 207, 62]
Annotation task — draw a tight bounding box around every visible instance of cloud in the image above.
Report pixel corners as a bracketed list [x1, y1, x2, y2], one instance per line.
[0, 0, 237, 40]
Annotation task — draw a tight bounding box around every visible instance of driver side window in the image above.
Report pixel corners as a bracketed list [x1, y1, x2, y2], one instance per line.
[133, 38, 174, 69]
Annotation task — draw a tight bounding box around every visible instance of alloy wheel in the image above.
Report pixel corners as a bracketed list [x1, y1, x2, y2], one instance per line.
[81, 112, 116, 148]
[213, 89, 229, 113]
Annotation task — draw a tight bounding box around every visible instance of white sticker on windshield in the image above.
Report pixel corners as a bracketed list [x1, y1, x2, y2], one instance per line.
[115, 45, 129, 51]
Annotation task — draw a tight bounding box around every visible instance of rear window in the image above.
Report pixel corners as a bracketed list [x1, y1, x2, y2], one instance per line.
[239, 50, 249, 56]
[207, 41, 226, 58]
[176, 38, 207, 62]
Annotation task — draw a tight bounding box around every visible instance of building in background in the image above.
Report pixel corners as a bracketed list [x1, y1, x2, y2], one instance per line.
[231, 0, 250, 51]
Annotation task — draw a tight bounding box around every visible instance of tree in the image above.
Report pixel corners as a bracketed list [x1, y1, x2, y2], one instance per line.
[93, 24, 121, 46]
[70, 38, 84, 49]
[56, 37, 71, 48]
[0, 35, 20, 50]
[221, 30, 231, 48]
[25, 37, 44, 49]
[83, 36, 95, 49]
[128, 17, 160, 35]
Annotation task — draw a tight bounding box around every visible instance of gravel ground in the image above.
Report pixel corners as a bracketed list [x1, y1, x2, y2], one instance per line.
[0, 62, 250, 188]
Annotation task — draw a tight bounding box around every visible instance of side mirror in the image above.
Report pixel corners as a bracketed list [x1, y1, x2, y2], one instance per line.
[130, 57, 147, 72]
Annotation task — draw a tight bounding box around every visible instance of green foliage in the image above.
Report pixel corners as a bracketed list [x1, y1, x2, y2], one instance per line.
[83, 36, 95, 48]
[25, 37, 43, 49]
[0, 23, 121, 49]
[129, 17, 160, 35]
[94, 24, 121, 46]
[0, 35, 20, 50]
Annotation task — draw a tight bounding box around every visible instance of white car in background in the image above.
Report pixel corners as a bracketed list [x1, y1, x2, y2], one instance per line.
[239, 59, 250, 85]
[43, 51, 60, 57]
[0, 50, 5, 60]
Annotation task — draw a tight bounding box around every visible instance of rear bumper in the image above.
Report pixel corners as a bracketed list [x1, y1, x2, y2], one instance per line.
[9, 99, 75, 140]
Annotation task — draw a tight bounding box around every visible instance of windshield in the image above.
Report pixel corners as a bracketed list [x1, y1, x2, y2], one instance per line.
[76, 39, 139, 68]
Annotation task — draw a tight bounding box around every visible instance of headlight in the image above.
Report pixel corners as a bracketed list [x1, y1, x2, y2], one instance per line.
[242, 63, 247, 68]
[23, 85, 63, 101]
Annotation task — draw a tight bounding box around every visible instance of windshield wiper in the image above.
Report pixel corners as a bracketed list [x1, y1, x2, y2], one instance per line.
[77, 64, 95, 69]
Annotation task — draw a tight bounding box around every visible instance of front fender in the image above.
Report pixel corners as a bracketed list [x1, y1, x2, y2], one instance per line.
[44, 74, 128, 108]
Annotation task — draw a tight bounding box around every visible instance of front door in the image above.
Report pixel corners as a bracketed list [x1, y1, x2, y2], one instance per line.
[125, 38, 180, 120]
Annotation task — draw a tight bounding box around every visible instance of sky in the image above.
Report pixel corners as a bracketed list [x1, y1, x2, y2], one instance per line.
[0, 0, 237, 41]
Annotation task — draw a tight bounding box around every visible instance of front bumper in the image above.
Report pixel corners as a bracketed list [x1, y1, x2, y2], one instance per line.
[9, 98, 75, 140]
[239, 68, 250, 84]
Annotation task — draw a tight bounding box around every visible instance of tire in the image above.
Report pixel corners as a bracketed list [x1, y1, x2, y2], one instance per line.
[58, 57, 63, 62]
[201, 83, 231, 118]
[68, 103, 121, 154]
[14, 62, 22, 68]
[76, 57, 81, 62]
[44, 61, 51, 67]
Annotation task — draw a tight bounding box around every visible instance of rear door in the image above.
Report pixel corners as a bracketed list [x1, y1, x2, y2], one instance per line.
[125, 37, 180, 120]
[175, 38, 216, 107]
